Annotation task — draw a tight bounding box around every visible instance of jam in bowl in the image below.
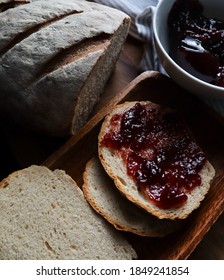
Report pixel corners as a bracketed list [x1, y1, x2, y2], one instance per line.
[168, 0, 224, 87]
[153, 0, 224, 99]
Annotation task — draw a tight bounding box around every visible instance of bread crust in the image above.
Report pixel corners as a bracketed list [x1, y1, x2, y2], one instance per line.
[0, 0, 30, 12]
[0, 0, 84, 52]
[98, 101, 215, 220]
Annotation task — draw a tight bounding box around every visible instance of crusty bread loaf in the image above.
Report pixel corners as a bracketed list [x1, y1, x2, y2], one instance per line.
[98, 101, 215, 220]
[83, 157, 182, 237]
[0, 165, 137, 259]
[0, 0, 130, 136]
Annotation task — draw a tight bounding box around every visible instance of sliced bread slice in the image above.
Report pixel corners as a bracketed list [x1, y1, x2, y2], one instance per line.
[0, 165, 137, 259]
[98, 101, 215, 220]
[83, 157, 182, 237]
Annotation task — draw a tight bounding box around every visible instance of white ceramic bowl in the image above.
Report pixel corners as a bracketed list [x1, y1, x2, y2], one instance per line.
[153, 0, 224, 100]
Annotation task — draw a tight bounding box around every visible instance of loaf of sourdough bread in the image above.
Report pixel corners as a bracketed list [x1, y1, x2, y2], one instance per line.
[98, 101, 215, 220]
[0, 0, 130, 136]
[83, 157, 182, 237]
[0, 165, 137, 260]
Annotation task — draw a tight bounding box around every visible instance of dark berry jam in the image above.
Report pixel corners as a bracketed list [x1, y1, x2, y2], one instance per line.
[101, 103, 206, 209]
[168, 0, 224, 87]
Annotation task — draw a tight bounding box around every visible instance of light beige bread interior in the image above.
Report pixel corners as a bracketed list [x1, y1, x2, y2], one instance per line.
[83, 157, 182, 237]
[98, 101, 215, 220]
[0, 165, 137, 260]
[0, 0, 130, 136]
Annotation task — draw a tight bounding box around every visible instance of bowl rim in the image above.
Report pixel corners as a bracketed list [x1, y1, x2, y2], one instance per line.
[152, 0, 224, 94]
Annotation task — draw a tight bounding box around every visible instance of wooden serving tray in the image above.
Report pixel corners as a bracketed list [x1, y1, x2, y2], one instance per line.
[43, 71, 224, 260]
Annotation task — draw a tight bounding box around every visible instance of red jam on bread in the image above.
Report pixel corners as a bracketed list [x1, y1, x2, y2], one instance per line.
[100, 103, 206, 209]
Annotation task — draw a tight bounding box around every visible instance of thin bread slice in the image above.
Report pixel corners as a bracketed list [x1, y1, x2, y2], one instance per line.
[98, 101, 215, 220]
[0, 165, 137, 260]
[83, 157, 182, 237]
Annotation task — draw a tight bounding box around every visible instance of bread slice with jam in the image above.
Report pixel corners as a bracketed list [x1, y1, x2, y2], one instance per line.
[98, 101, 215, 220]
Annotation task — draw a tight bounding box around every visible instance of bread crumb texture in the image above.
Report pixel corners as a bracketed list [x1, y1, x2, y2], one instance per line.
[0, 165, 136, 260]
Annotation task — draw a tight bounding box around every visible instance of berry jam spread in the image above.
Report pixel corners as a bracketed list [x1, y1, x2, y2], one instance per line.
[101, 103, 206, 209]
[168, 0, 224, 87]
